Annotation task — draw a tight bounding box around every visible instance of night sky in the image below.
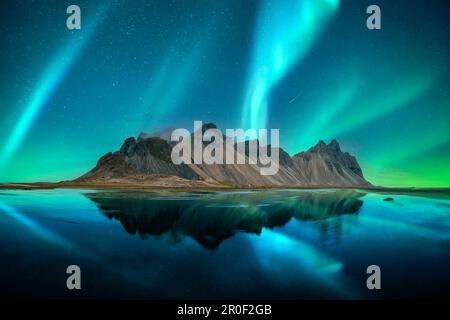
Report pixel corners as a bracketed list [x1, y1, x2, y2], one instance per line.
[0, 0, 449, 187]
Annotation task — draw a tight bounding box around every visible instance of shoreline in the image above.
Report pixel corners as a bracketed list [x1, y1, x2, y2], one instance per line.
[0, 181, 449, 194]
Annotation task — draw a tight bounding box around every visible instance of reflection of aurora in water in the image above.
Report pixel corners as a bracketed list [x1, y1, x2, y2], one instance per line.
[87, 189, 365, 248]
[86, 189, 367, 298]
[0, 188, 449, 299]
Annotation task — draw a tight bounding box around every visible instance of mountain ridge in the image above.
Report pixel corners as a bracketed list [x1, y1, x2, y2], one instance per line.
[77, 123, 371, 188]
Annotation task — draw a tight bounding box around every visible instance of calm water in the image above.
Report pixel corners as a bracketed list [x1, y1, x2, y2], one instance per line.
[0, 188, 449, 299]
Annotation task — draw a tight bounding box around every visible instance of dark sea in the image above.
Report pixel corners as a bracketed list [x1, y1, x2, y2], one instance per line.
[0, 188, 449, 299]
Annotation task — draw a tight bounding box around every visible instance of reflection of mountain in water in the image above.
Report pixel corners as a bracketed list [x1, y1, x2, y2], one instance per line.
[86, 190, 365, 249]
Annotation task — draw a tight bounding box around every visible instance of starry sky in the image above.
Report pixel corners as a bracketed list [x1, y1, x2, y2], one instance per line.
[0, 0, 449, 187]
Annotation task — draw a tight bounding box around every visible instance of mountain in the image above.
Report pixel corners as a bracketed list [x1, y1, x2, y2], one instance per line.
[76, 123, 371, 188]
[292, 139, 368, 187]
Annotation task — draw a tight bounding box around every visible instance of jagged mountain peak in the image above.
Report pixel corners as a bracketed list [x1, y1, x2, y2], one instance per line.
[292, 138, 366, 185]
[137, 127, 177, 142]
[306, 139, 342, 154]
[329, 139, 341, 151]
[78, 125, 370, 187]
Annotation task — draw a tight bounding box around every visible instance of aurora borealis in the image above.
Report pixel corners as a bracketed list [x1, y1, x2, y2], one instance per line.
[0, 0, 449, 187]
[242, 0, 338, 130]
